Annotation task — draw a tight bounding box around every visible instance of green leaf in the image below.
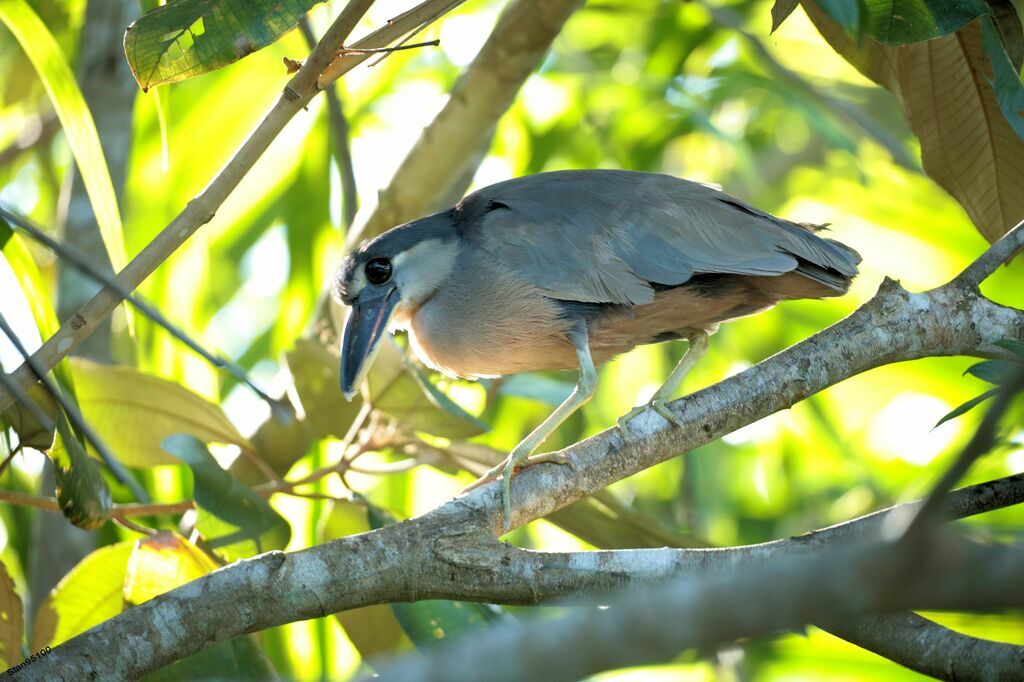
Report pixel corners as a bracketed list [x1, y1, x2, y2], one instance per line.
[123, 0, 325, 91]
[965, 359, 1021, 384]
[123, 531, 219, 606]
[861, 0, 990, 44]
[53, 412, 112, 530]
[0, 0, 128, 272]
[0, 220, 76, 395]
[365, 337, 488, 439]
[994, 339, 1024, 358]
[286, 338, 364, 441]
[70, 358, 252, 467]
[30, 542, 133, 650]
[0, 560, 23, 668]
[770, 0, 800, 33]
[162, 434, 290, 561]
[142, 635, 277, 681]
[498, 374, 574, 406]
[815, 0, 861, 36]
[981, 16, 1024, 140]
[365, 503, 510, 648]
[934, 388, 999, 428]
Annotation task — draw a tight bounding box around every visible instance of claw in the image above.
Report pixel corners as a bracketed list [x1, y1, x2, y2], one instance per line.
[618, 398, 685, 439]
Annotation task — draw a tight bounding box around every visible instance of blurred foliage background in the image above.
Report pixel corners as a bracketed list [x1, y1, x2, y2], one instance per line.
[0, 0, 1023, 679]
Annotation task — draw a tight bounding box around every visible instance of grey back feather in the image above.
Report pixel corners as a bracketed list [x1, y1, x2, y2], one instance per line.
[457, 170, 860, 306]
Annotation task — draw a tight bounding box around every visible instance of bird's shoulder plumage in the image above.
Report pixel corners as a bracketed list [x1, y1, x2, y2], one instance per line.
[454, 169, 860, 306]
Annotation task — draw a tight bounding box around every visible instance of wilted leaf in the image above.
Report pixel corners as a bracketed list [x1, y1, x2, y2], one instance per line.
[0, 0, 128, 272]
[365, 503, 509, 648]
[0, 560, 23, 668]
[286, 338, 363, 441]
[124, 531, 219, 606]
[53, 413, 112, 530]
[163, 434, 290, 561]
[804, 4, 1024, 242]
[321, 500, 411, 659]
[124, 0, 325, 91]
[365, 337, 488, 439]
[981, 17, 1024, 139]
[31, 542, 133, 650]
[860, 0, 989, 45]
[71, 358, 252, 467]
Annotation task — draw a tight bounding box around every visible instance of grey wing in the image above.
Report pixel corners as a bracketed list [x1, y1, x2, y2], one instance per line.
[462, 170, 860, 306]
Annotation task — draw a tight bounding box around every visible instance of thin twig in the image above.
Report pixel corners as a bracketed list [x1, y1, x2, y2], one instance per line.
[0, 488, 193, 517]
[0, 0, 470, 414]
[299, 19, 359, 230]
[338, 39, 439, 55]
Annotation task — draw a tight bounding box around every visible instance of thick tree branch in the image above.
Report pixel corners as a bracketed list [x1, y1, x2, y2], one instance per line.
[820, 613, 1024, 681]
[32, 212, 1024, 679]
[370, 532, 1024, 682]
[0, 0, 473, 414]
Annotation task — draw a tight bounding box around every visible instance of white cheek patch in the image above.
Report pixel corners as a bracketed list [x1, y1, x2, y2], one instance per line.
[347, 269, 367, 300]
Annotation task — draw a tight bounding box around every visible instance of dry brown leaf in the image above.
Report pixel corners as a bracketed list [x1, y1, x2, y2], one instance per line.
[804, 3, 1024, 242]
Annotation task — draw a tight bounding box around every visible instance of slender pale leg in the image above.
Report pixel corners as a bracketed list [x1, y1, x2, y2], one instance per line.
[463, 322, 597, 530]
[617, 330, 709, 439]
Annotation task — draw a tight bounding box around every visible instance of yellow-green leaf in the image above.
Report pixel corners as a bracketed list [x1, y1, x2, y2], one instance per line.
[70, 358, 252, 467]
[0, 0, 128, 272]
[124, 0, 325, 91]
[124, 531, 218, 606]
[30, 542, 133, 650]
[0, 560, 24, 668]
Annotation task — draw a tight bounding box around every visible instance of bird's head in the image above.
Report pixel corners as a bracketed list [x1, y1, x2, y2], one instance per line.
[332, 211, 457, 399]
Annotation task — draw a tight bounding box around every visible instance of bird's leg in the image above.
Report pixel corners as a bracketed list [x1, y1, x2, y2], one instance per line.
[617, 330, 709, 439]
[463, 322, 597, 531]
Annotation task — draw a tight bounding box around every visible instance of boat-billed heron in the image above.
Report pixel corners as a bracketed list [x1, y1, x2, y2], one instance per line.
[334, 170, 860, 526]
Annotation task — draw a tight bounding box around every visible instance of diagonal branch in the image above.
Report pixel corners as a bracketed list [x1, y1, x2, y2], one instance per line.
[0, 0, 473, 414]
[348, 0, 586, 245]
[31, 219, 1024, 677]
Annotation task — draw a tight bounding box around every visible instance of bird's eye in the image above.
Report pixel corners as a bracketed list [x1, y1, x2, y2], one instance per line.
[365, 258, 392, 285]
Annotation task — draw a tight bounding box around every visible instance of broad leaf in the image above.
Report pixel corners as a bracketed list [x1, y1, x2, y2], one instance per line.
[861, 0, 989, 45]
[981, 17, 1024, 139]
[994, 339, 1024, 357]
[286, 338, 364, 441]
[124, 0, 325, 91]
[365, 337, 488, 439]
[0, 0, 128, 272]
[815, 0, 863, 37]
[0, 560, 23, 668]
[123, 531, 219, 606]
[31, 542, 133, 650]
[804, 4, 1024, 242]
[965, 359, 1021, 385]
[70, 358, 252, 467]
[163, 434, 290, 561]
[2, 384, 57, 451]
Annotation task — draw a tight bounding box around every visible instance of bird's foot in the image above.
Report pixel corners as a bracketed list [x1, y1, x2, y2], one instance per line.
[461, 447, 574, 532]
[617, 398, 685, 441]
